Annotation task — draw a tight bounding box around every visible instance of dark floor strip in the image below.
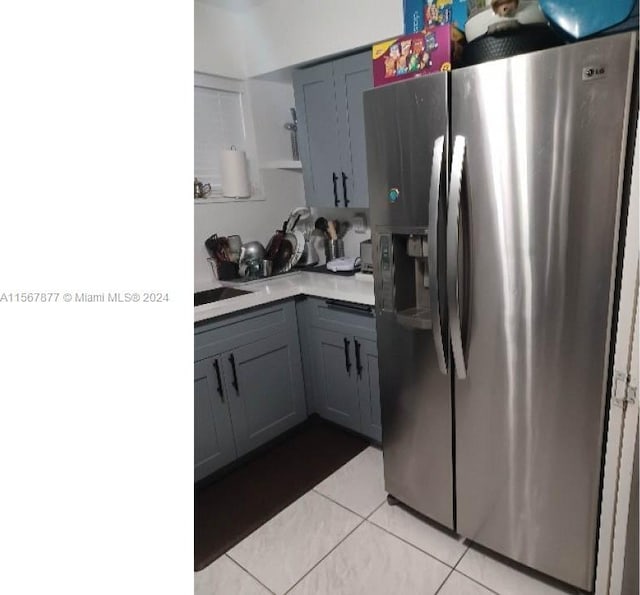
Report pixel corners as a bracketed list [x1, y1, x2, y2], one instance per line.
[194, 415, 369, 571]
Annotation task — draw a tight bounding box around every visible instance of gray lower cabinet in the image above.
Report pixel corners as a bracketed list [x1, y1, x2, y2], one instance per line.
[194, 296, 379, 482]
[298, 297, 381, 442]
[194, 357, 237, 481]
[224, 330, 306, 456]
[312, 328, 361, 432]
[194, 300, 306, 481]
[293, 50, 373, 208]
[354, 337, 381, 442]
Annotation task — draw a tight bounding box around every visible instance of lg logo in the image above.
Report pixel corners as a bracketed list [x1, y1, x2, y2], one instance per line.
[583, 66, 606, 81]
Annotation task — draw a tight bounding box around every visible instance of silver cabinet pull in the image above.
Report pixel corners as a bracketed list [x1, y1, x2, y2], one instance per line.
[428, 135, 448, 375]
[447, 135, 467, 379]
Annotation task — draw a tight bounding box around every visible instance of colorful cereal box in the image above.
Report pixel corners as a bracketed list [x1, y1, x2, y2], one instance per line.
[450, 0, 469, 31]
[424, 0, 452, 27]
[404, 1, 468, 34]
[404, 0, 425, 33]
[372, 25, 464, 87]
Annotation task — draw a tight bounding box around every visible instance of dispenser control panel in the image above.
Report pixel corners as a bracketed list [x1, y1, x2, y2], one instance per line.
[378, 234, 394, 312]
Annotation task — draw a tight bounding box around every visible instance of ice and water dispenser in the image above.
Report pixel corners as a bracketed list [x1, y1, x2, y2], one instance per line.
[377, 232, 432, 330]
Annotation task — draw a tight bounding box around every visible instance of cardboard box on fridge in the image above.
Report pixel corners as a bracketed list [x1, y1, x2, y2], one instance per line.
[372, 25, 465, 88]
[404, 0, 425, 33]
[450, 0, 469, 31]
[404, 1, 468, 34]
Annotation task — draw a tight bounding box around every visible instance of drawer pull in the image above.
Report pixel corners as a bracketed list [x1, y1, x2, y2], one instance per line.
[325, 299, 373, 316]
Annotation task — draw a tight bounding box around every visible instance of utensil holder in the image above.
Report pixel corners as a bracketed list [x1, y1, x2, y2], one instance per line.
[325, 239, 344, 262]
[207, 257, 239, 281]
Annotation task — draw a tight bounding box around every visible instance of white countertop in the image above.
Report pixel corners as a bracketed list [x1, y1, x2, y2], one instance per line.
[194, 271, 375, 323]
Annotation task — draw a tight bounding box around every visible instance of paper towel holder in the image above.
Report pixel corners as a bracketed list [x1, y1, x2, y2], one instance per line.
[221, 145, 251, 199]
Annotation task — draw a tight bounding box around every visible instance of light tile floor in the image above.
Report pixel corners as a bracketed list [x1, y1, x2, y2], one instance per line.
[195, 447, 583, 595]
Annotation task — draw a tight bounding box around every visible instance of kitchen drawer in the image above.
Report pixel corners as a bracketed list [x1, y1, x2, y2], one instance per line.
[304, 297, 376, 339]
[194, 300, 294, 361]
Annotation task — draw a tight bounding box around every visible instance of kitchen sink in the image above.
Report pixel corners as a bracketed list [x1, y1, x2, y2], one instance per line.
[194, 287, 252, 306]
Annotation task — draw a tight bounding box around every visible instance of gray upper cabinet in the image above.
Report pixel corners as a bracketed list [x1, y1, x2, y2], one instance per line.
[333, 52, 372, 208]
[294, 51, 373, 208]
[225, 329, 306, 456]
[293, 62, 341, 206]
[194, 358, 237, 481]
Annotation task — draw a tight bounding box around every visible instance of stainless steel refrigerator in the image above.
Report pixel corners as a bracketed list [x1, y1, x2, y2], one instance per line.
[363, 32, 637, 591]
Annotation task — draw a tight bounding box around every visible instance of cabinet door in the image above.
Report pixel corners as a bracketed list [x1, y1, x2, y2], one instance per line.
[355, 337, 381, 442]
[225, 330, 306, 456]
[312, 328, 361, 432]
[333, 51, 373, 208]
[194, 358, 236, 481]
[293, 62, 342, 207]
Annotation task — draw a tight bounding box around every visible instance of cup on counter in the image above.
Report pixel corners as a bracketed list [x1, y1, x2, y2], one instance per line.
[325, 239, 345, 262]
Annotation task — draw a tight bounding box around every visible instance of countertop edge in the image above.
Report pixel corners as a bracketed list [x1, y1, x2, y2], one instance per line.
[194, 273, 375, 323]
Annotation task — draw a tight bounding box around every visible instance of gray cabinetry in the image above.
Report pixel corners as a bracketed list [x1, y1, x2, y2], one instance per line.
[194, 358, 237, 481]
[293, 51, 372, 208]
[298, 297, 381, 441]
[292, 62, 341, 206]
[194, 300, 306, 481]
[333, 52, 372, 208]
[225, 330, 306, 456]
[312, 328, 361, 432]
[354, 337, 381, 441]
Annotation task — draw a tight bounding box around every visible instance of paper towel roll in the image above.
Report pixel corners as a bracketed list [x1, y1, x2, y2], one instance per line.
[220, 148, 251, 198]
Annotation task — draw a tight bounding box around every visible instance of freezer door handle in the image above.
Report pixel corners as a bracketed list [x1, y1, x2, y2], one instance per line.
[447, 135, 467, 379]
[428, 135, 447, 375]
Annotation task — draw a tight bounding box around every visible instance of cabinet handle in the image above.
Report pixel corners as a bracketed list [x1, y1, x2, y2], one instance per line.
[229, 353, 239, 394]
[341, 172, 349, 207]
[332, 172, 340, 207]
[354, 339, 362, 378]
[343, 337, 352, 374]
[325, 299, 373, 317]
[213, 358, 224, 402]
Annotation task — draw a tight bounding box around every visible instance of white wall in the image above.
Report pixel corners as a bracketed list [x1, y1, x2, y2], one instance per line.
[195, 0, 403, 78]
[195, 172, 304, 289]
[194, 0, 245, 78]
[194, 77, 305, 290]
[193, 0, 396, 288]
[243, 0, 403, 76]
[309, 207, 371, 264]
[246, 78, 298, 163]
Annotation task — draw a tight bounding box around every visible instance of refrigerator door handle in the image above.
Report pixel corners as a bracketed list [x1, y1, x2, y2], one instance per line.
[447, 135, 467, 379]
[428, 135, 447, 375]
